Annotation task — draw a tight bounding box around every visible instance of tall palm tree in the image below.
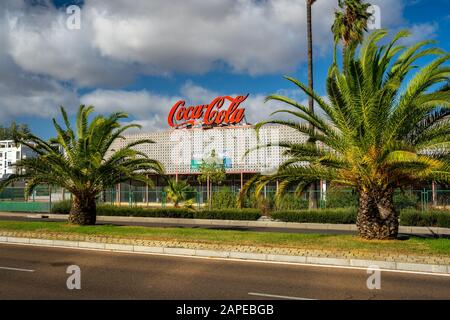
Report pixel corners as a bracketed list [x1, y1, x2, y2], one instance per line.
[240, 30, 450, 239]
[306, 0, 319, 209]
[331, 0, 372, 63]
[0, 105, 164, 225]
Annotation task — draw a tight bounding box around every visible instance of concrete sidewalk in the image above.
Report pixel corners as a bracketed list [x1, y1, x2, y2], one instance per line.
[0, 211, 449, 236]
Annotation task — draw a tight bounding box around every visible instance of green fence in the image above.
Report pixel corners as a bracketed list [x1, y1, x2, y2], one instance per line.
[0, 186, 448, 213]
[98, 188, 450, 211]
[0, 201, 50, 213]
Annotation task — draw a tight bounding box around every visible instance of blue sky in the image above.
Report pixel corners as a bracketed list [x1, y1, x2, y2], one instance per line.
[0, 0, 449, 139]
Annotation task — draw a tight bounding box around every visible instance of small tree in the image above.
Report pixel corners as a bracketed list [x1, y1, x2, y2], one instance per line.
[197, 150, 226, 208]
[165, 178, 195, 207]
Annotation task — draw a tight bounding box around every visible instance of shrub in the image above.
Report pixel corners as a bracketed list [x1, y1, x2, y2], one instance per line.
[194, 208, 261, 220]
[275, 193, 308, 210]
[271, 208, 357, 224]
[325, 189, 357, 208]
[50, 200, 71, 214]
[97, 205, 194, 218]
[399, 209, 450, 228]
[212, 187, 237, 209]
[394, 191, 419, 209]
[52, 203, 262, 221]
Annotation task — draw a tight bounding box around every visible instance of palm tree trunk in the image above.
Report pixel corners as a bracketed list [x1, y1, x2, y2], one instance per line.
[68, 194, 97, 225]
[356, 188, 398, 239]
[306, 0, 319, 209]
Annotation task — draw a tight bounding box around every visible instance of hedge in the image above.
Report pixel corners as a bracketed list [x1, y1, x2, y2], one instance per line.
[271, 208, 357, 224]
[400, 209, 450, 228]
[271, 208, 450, 228]
[50, 200, 71, 214]
[51, 201, 261, 221]
[98, 205, 194, 218]
[51, 200, 450, 227]
[193, 208, 261, 221]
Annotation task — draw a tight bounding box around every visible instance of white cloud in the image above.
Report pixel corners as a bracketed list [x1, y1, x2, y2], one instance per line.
[0, 6, 78, 121]
[6, 6, 136, 87]
[399, 22, 439, 45]
[0, 0, 436, 125]
[2, 0, 405, 85]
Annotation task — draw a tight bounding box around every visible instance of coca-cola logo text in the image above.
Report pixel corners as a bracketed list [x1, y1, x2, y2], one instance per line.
[168, 94, 248, 128]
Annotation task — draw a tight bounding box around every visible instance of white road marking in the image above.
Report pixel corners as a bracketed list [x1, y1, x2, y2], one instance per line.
[0, 266, 35, 272]
[248, 292, 315, 300]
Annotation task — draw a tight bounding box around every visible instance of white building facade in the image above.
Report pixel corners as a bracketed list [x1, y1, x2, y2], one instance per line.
[110, 125, 309, 188]
[0, 140, 34, 178]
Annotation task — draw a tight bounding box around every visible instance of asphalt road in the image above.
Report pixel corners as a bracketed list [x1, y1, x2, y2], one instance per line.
[0, 243, 449, 300]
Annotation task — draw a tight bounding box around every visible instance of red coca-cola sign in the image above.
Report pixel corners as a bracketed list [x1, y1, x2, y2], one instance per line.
[168, 94, 248, 128]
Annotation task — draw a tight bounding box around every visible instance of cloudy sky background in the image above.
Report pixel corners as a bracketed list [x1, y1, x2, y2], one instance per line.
[0, 0, 449, 138]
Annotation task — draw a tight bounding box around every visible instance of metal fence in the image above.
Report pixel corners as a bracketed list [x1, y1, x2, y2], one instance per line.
[0, 186, 448, 213]
[98, 187, 450, 211]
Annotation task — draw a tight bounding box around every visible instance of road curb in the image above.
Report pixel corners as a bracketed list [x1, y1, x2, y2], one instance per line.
[1, 212, 449, 236]
[1, 236, 449, 275]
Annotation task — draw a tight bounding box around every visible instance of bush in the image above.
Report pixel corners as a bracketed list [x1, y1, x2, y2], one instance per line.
[97, 205, 194, 218]
[272, 208, 450, 227]
[400, 209, 450, 228]
[212, 187, 237, 209]
[194, 208, 261, 220]
[275, 193, 308, 210]
[51, 203, 262, 221]
[271, 208, 357, 224]
[325, 189, 358, 208]
[50, 200, 71, 214]
[394, 191, 419, 209]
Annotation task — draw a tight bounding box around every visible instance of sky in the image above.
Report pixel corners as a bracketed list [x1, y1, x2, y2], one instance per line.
[0, 0, 449, 139]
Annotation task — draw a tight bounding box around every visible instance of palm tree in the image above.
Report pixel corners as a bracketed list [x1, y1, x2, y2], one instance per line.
[240, 30, 450, 239]
[306, 0, 319, 209]
[331, 0, 372, 63]
[0, 105, 164, 225]
[165, 178, 195, 207]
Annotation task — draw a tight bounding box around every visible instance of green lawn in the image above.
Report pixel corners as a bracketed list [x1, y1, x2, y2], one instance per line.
[0, 220, 449, 256]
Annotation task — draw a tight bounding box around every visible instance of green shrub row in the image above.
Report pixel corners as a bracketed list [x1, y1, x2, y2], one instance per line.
[399, 209, 450, 228]
[97, 205, 194, 218]
[51, 200, 450, 227]
[271, 208, 357, 224]
[51, 201, 261, 221]
[271, 208, 450, 228]
[194, 208, 261, 221]
[50, 200, 71, 214]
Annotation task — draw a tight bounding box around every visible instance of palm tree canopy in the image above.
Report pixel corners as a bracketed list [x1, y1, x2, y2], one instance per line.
[241, 29, 450, 202]
[332, 0, 372, 47]
[165, 179, 195, 206]
[0, 105, 164, 197]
